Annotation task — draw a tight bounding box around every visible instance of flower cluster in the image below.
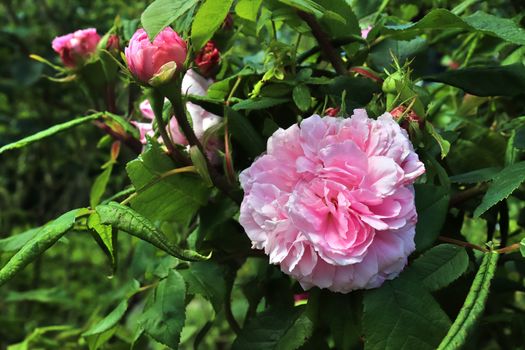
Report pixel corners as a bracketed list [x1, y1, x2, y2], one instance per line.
[239, 110, 425, 293]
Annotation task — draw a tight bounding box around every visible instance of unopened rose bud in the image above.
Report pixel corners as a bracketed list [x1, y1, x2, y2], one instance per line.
[324, 107, 340, 117]
[125, 28, 187, 84]
[390, 105, 424, 129]
[106, 34, 120, 53]
[195, 41, 220, 78]
[52, 28, 100, 67]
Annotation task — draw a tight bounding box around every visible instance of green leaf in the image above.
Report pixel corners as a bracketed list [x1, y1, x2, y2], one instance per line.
[232, 97, 289, 111]
[5, 287, 70, 304]
[292, 85, 311, 112]
[316, 0, 360, 38]
[83, 300, 128, 350]
[520, 238, 525, 258]
[424, 64, 525, 97]
[363, 278, 451, 350]
[141, 0, 199, 40]
[404, 244, 469, 292]
[139, 270, 186, 349]
[0, 209, 79, 287]
[426, 122, 450, 159]
[474, 161, 525, 217]
[232, 306, 314, 350]
[437, 252, 499, 350]
[226, 107, 266, 157]
[278, 0, 325, 17]
[90, 165, 113, 208]
[369, 37, 427, 72]
[0, 228, 40, 253]
[414, 184, 450, 251]
[189, 146, 213, 187]
[0, 113, 100, 155]
[180, 262, 227, 313]
[385, 9, 525, 46]
[126, 141, 209, 226]
[96, 202, 209, 262]
[191, 0, 234, 51]
[235, 0, 262, 22]
[87, 212, 117, 271]
[449, 167, 501, 184]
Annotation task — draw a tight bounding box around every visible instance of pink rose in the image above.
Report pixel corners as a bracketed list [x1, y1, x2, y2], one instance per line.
[239, 110, 425, 293]
[195, 41, 220, 78]
[125, 27, 187, 83]
[133, 70, 222, 160]
[51, 28, 100, 67]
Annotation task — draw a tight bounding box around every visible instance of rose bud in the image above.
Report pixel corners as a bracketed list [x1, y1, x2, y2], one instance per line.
[324, 107, 340, 117]
[106, 34, 120, 53]
[125, 27, 187, 84]
[52, 28, 100, 67]
[390, 105, 424, 130]
[195, 41, 220, 78]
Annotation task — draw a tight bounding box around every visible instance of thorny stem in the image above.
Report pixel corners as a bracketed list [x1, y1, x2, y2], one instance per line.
[163, 80, 242, 205]
[225, 276, 241, 334]
[150, 91, 190, 165]
[438, 235, 523, 255]
[438, 236, 488, 252]
[496, 243, 521, 254]
[297, 11, 347, 75]
[449, 183, 489, 207]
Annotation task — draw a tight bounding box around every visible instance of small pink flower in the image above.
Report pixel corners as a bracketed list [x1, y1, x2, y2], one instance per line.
[239, 110, 425, 293]
[361, 26, 372, 39]
[52, 28, 100, 67]
[125, 28, 187, 83]
[133, 70, 222, 160]
[195, 41, 220, 78]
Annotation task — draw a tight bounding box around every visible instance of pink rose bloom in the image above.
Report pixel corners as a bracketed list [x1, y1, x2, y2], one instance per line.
[51, 28, 100, 67]
[125, 27, 187, 83]
[132, 70, 222, 159]
[239, 110, 425, 293]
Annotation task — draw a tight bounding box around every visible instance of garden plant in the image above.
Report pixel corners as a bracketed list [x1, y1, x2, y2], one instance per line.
[2, 0, 525, 349]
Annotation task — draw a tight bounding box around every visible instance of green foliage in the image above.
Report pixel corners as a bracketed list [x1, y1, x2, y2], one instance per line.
[141, 0, 198, 40]
[191, 0, 234, 50]
[437, 252, 499, 350]
[404, 244, 469, 291]
[96, 202, 209, 261]
[126, 142, 210, 225]
[414, 184, 450, 250]
[425, 64, 525, 97]
[474, 161, 525, 217]
[3, 0, 525, 348]
[0, 114, 101, 154]
[363, 278, 451, 350]
[139, 270, 187, 348]
[0, 209, 79, 287]
[232, 306, 315, 350]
